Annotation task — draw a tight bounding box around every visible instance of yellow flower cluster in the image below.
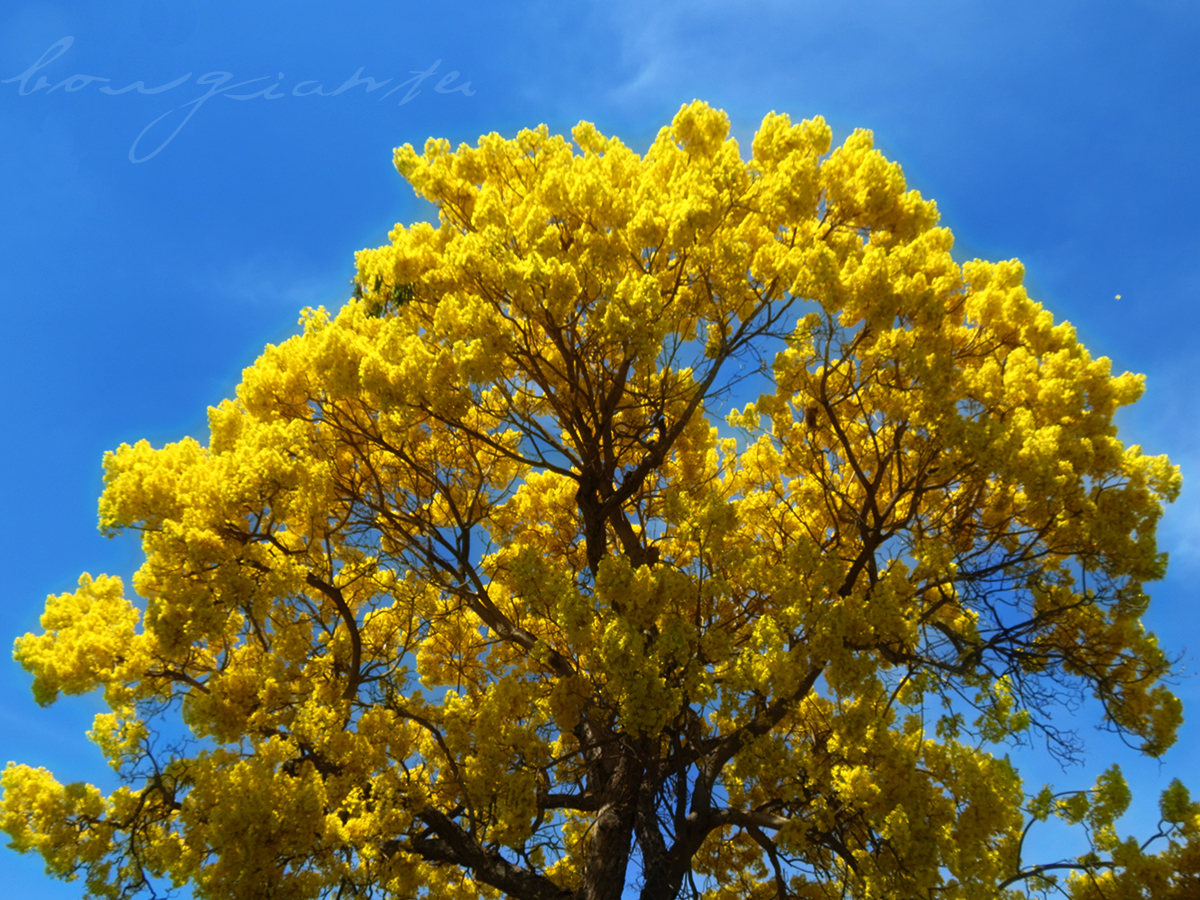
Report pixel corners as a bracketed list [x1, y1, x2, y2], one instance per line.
[2, 101, 1188, 900]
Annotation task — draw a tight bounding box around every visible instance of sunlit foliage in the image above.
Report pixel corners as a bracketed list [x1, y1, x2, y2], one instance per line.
[4, 102, 1195, 900]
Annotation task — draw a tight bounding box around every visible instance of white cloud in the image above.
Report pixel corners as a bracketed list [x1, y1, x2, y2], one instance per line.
[208, 252, 350, 311]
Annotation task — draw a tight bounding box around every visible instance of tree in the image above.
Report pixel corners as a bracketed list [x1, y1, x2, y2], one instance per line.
[2, 101, 1196, 900]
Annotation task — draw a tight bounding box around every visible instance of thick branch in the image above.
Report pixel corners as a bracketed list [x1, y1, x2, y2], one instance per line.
[538, 792, 602, 812]
[411, 807, 573, 900]
[304, 572, 363, 701]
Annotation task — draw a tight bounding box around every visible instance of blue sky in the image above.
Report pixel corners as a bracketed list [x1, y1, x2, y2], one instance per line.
[1, 1, 1198, 896]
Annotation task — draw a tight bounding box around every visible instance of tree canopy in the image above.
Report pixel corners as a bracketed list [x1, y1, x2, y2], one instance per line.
[3, 101, 1197, 900]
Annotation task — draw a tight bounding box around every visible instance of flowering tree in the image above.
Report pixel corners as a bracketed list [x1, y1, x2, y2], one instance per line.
[3, 102, 1196, 900]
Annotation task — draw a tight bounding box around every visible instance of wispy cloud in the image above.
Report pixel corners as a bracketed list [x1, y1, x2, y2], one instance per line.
[208, 253, 349, 311]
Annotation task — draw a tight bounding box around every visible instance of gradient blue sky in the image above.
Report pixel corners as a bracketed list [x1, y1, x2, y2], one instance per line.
[2, 1, 1198, 897]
